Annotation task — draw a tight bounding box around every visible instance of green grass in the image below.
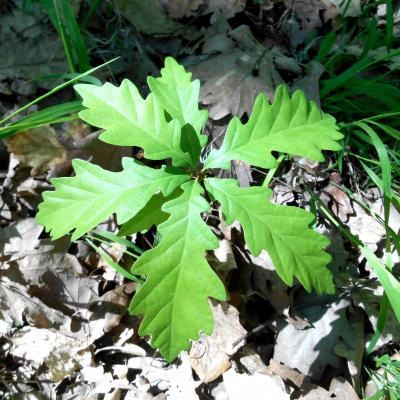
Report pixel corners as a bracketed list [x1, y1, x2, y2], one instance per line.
[0, 59, 117, 139]
[40, 0, 91, 73]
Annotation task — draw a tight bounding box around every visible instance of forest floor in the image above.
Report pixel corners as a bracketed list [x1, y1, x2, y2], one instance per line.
[0, 0, 400, 399]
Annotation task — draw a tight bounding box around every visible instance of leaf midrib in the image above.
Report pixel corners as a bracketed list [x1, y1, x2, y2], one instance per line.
[88, 91, 192, 166]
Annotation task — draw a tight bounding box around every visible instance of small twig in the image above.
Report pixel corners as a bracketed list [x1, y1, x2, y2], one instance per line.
[232, 319, 273, 348]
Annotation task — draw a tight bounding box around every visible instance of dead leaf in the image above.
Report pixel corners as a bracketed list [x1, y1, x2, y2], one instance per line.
[204, 0, 246, 19]
[281, 0, 327, 47]
[5, 126, 67, 176]
[328, 377, 360, 400]
[127, 355, 200, 397]
[292, 61, 325, 106]
[160, 0, 203, 18]
[0, 218, 43, 259]
[223, 367, 290, 400]
[346, 189, 400, 253]
[268, 359, 307, 388]
[11, 326, 91, 382]
[0, 9, 66, 94]
[323, 172, 354, 222]
[92, 282, 137, 333]
[237, 346, 271, 375]
[5, 121, 129, 179]
[351, 278, 400, 347]
[273, 293, 364, 386]
[326, 0, 361, 17]
[161, 0, 245, 19]
[209, 239, 237, 273]
[118, 0, 183, 36]
[189, 301, 246, 382]
[0, 279, 70, 331]
[191, 49, 277, 120]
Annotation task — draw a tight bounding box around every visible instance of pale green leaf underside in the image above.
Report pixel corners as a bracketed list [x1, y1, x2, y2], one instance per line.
[148, 57, 208, 147]
[205, 178, 334, 294]
[204, 85, 343, 170]
[129, 181, 227, 361]
[36, 158, 188, 240]
[118, 189, 181, 236]
[75, 80, 194, 168]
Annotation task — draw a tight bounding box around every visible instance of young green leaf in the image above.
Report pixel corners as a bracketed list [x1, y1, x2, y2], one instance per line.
[205, 178, 335, 294]
[75, 80, 194, 168]
[148, 57, 208, 146]
[204, 85, 343, 170]
[37, 158, 189, 240]
[129, 181, 227, 361]
[119, 189, 182, 236]
[36, 58, 346, 363]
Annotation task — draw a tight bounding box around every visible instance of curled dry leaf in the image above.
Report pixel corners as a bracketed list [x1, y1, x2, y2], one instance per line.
[323, 172, 354, 223]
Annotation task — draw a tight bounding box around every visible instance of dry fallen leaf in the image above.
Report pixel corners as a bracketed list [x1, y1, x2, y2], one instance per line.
[118, 0, 182, 36]
[160, 0, 203, 18]
[273, 293, 364, 386]
[11, 326, 91, 382]
[5, 126, 67, 176]
[161, 0, 245, 19]
[191, 49, 277, 120]
[5, 121, 129, 179]
[189, 301, 246, 382]
[351, 278, 400, 347]
[323, 172, 354, 223]
[326, 0, 361, 17]
[223, 367, 290, 400]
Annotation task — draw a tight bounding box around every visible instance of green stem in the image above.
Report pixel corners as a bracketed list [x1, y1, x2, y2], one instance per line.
[262, 154, 286, 187]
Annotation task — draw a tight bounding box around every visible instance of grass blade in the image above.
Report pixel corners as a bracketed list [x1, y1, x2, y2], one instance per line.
[0, 57, 118, 127]
[0, 101, 83, 139]
[60, 0, 90, 71]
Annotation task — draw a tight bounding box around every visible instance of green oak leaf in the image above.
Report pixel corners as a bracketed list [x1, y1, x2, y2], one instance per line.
[129, 180, 227, 361]
[204, 85, 343, 170]
[37, 158, 189, 240]
[118, 189, 182, 236]
[148, 57, 208, 147]
[205, 178, 335, 294]
[75, 80, 194, 168]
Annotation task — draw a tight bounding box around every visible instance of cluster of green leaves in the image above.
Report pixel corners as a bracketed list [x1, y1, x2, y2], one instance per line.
[365, 354, 400, 400]
[36, 57, 343, 361]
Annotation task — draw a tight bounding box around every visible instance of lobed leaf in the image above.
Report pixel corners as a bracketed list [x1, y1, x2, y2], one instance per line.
[75, 80, 194, 168]
[148, 57, 208, 146]
[204, 85, 343, 170]
[37, 158, 189, 240]
[205, 178, 335, 294]
[118, 189, 182, 236]
[129, 180, 227, 361]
